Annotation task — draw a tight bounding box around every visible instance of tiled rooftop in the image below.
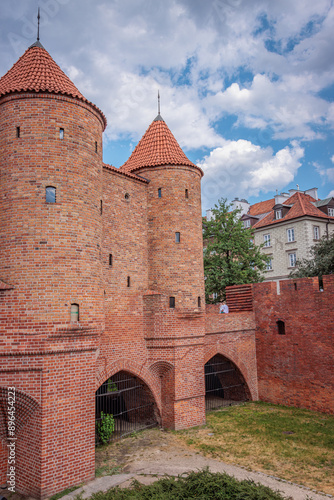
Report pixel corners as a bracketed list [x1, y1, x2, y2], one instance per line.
[121, 114, 201, 174]
[249, 198, 275, 216]
[253, 191, 333, 229]
[0, 43, 106, 128]
[103, 163, 149, 183]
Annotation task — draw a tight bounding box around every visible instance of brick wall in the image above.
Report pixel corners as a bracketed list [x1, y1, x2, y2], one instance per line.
[253, 275, 334, 414]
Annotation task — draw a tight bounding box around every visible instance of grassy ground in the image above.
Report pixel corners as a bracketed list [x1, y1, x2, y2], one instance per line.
[176, 402, 334, 495]
[89, 469, 293, 500]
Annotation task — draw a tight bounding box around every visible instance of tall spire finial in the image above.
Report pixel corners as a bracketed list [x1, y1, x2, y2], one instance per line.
[37, 7, 40, 41]
[158, 90, 160, 115]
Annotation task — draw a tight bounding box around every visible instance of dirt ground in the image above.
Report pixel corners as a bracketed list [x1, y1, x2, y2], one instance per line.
[95, 428, 332, 500]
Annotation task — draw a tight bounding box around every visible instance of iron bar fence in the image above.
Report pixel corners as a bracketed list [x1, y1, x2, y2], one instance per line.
[205, 355, 249, 411]
[95, 371, 158, 445]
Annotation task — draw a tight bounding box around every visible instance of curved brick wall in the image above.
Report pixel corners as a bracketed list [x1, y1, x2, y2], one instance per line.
[139, 165, 205, 311]
[0, 93, 105, 338]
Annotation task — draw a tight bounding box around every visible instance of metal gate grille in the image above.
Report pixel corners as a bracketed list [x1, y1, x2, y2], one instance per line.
[205, 355, 249, 411]
[95, 371, 158, 445]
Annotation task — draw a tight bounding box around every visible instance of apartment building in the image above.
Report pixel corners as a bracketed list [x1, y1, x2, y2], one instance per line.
[235, 188, 334, 281]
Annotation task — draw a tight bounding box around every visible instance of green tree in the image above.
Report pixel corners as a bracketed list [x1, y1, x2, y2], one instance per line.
[203, 198, 269, 303]
[290, 233, 334, 278]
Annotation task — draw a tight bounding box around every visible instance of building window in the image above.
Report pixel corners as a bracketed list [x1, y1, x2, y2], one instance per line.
[287, 228, 295, 242]
[46, 186, 56, 203]
[198, 296, 201, 307]
[313, 226, 320, 240]
[16, 126, 20, 138]
[100, 200, 103, 214]
[266, 258, 272, 271]
[264, 234, 271, 247]
[277, 320, 285, 335]
[169, 296, 175, 308]
[328, 207, 334, 216]
[185, 189, 189, 199]
[70, 304, 79, 322]
[127, 276, 130, 287]
[158, 188, 162, 198]
[125, 193, 130, 201]
[59, 128, 64, 139]
[275, 209, 282, 219]
[244, 219, 251, 228]
[109, 254, 113, 267]
[175, 232, 180, 243]
[289, 253, 297, 267]
[95, 141, 98, 153]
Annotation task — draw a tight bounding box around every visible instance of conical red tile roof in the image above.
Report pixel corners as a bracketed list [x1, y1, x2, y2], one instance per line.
[0, 41, 106, 129]
[121, 115, 201, 174]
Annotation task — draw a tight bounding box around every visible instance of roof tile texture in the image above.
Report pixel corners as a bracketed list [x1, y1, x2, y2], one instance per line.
[120, 116, 197, 173]
[0, 45, 106, 128]
[253, 192, 333, 228]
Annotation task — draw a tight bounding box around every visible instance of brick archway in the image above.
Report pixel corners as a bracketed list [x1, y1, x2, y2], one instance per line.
[95, 358, 161, 413]
[204, 347, 258, 401]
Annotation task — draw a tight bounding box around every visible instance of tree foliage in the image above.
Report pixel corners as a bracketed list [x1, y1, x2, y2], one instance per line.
[203, 198, 269, 303]
[290, 232, 334, 278]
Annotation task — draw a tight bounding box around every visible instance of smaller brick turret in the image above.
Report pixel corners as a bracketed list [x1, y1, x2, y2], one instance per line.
[121, 113, 205, 311]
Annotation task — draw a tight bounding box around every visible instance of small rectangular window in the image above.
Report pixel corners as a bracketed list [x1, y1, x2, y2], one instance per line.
[266, 258, 272, 271]
[289, 253, 297, 267]
[313, 226, 320, 240]
[158, 188, 162, 198]
[100, 200, 103, 214]
[244, 219, 251, 228]
[277, 320, 285, 335]
[276, 209, 282, 219]
[127, 276, 130, 287]
[328, 207, 334, 216]
[169, 296, 175, 308]
[95, 141, 98, 153]
[71, 304, 79, 322]
[198, 296, 201, 307]
[175, 232, 180, 243]
[185, 189, 189, 199]
[46, 186, 56, 203]
[287, 228, 295, 242]
[59, 128, 64, 139]
[16, 126, 20, 138]
[109, 254, 113, 267]
[263, 234, 271, 247]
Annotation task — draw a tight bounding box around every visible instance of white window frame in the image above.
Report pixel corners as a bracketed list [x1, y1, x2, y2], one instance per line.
[266, 258, 272, 271]
[244, 219, 251, 228]
[263, 234, 271, 247]
[287, 228, 295, 242]
[313, 226, 320, 240]
[289, 253, 297, 267]
[275, 209, 282, 220]
[328, 207, 334, 216]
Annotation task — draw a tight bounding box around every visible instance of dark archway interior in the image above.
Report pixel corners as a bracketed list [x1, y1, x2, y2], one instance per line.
[205, 355, 251, 411]
[95, 371, 159, 444]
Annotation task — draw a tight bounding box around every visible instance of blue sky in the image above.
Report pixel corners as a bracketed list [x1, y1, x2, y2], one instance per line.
[1, 0, 334, 212]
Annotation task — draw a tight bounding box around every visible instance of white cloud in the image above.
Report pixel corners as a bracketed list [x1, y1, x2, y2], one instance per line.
[200, 140, 304, 210]
[206, 74, 330, 140]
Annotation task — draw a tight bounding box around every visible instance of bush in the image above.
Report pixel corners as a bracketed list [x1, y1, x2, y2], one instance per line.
[96, 412, 115, 444]
[89, 468, 291, 499]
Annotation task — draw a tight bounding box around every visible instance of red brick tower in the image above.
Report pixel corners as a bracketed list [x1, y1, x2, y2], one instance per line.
[0, 40, 106, 497]
[121, 112, 205, 309]
[121, 112, 206, 430]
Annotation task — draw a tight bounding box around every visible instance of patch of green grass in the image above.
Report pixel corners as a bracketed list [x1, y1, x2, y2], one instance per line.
[89, 469, 291, 499]
[96, 465, 122, 478]
[49, 486, 79, 500]
[177, 402, 334, 494]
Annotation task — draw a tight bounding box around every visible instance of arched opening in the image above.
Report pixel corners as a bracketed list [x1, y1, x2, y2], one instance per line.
[205, 354, 251, 411]
[95, 371, 159, 444]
